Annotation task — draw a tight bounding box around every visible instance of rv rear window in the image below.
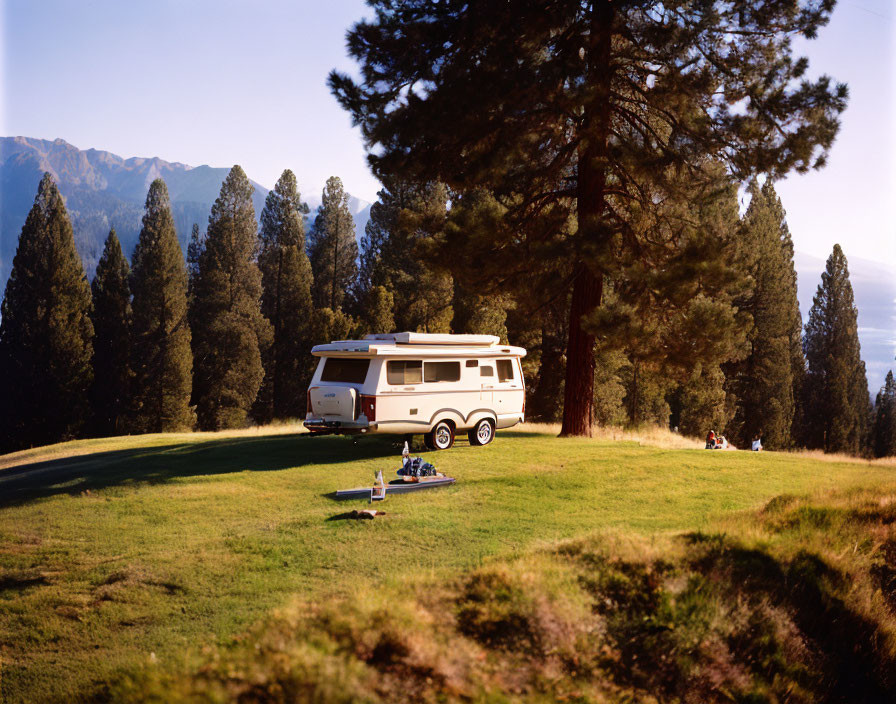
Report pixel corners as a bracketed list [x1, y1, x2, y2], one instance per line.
[387, 360, 423, 385]
[497, 359, 514, 382]
[424, 361, 461, 383]
[320, 358, 370, 384]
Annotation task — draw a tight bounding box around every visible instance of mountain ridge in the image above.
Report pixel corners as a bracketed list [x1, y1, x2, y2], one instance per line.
[0, 137, 371, 285]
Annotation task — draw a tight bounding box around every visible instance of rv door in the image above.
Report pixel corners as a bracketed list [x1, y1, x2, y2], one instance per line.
[479, 362, 495, 402]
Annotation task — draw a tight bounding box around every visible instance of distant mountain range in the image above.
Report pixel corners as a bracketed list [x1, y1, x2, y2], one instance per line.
[0, 137, 892, 391]
[0, 137, 371, 285]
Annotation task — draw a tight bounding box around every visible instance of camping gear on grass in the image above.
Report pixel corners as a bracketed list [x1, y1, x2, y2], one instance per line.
[334, 476, 457, 501]
[371, 469, 386, 501]
[334, 441, 455, 501]
[398, 441, 439, 478]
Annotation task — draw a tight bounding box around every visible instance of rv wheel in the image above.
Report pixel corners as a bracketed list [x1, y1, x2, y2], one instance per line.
[468, 418, 495, 446]
[425, 421, 455, 450]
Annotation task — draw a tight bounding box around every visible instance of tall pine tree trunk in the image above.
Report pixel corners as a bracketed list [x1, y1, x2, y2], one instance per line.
[560, 2, 613, 437]
[561, 264, 602, 435]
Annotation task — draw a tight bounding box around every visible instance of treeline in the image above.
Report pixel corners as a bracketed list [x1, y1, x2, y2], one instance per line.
[0, 169, 499, 451]
[1, 169, 894, 458]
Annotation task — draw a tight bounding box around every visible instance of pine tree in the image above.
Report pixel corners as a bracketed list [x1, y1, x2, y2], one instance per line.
[803, 245, 870, 455]
[525, 303, 569, 423]
[360, 285, 395, 335]
[192, 166, 272, 430]
[312, 307, 358, 347]
[308, 176, 357, 312]
[130, 179, 195, 433]
[90, 229, 132, 435]
[187, 223, 205, 296]
[358, 176, 453, 332]
[0, 173, 94, 451]
[783, 221, 808, 447]
[593, 348, 627, 427]
[590, 174, 749, 430]
[255, 169, 314, 422]
[673, 364, 730, 439]
[331, 0, 847, 436]
[725, 181, 803, 449]
[872, 370, 896, 458]
[453, 284, 509, 342]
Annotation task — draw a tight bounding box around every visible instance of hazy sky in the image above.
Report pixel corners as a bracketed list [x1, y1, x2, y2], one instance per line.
[2, 0, 894, 267]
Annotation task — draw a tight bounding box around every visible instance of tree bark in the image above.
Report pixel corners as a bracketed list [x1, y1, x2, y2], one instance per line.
[559, 1, 614, 437]
[560, 264, 602, 435]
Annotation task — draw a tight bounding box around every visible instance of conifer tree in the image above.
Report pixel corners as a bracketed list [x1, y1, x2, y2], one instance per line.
[725, 181, 803, 449]
[187, 223, 204, 296]
[312, 307, 358, 346]
[0, 173, 94, 451]
[590, 174, 749, 429]
[308, 176, 357, 312]
[359, 176, 453, 333]
[452, 275, 509, 342]
[592, 348, 627, 427]
[130, 179, 195, 433]
[872, 370, 896, 458]
[90, 229, 132, 435]
[192, 166, 272, 430]
[525, 304, 569, 422]
[803, 244, 870, 455]
[255, 169, 314, 422]
[674, 364, 730, 439]
[360, 285, 395, 335]
[621, 360, 671, 427]
[331, 0, 847, 436]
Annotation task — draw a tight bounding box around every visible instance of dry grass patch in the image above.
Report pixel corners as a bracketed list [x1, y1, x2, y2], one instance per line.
[515, 422, 704, 449]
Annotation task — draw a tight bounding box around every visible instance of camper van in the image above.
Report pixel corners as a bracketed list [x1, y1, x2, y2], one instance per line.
[304, 333, 526, 450]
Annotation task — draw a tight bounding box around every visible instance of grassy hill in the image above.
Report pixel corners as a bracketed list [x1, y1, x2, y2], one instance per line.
[1, 426, 894, 702]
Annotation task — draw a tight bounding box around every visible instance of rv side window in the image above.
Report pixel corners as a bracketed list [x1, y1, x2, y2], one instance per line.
[497, 359, 514, 382]
[387, 360, 423, 385]
[480, 365, 494, 377]
[320, 358, 370, 384]
[424, 361, 461, 383]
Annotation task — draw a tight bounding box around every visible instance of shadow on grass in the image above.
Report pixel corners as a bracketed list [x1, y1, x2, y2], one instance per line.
[0, 434, 400, 510]
[0, 572, 49, 592]
[325, 510, 386, 521]
[684, 532, 896, 702]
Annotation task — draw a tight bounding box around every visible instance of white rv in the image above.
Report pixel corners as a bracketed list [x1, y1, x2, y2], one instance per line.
[304, 333, 527, 449]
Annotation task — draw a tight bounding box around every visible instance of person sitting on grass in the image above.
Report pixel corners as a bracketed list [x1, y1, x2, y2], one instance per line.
[705, 430, 717, 449]
[752, 435, 763, 452]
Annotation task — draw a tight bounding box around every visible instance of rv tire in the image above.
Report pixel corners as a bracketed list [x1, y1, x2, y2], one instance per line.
[468, 418, 495, 446]
[425, 421, 455, 450]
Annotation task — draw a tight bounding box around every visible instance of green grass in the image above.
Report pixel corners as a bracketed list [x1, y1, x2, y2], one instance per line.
[1, 427, 894, 702]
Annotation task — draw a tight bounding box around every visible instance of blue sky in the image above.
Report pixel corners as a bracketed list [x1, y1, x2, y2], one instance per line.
[2, 0, 894, 269]
[2, 0, 380, 204]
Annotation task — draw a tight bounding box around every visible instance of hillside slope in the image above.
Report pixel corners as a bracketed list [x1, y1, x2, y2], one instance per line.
[1, 426, 894, 702]
[121, 488, 896, 703]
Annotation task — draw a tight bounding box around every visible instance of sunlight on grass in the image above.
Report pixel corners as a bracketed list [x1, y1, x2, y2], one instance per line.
[1, 425, 894, 701]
